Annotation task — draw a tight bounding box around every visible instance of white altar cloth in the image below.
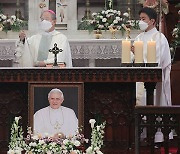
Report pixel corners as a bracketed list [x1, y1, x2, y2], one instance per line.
[0, 39, 134, 66]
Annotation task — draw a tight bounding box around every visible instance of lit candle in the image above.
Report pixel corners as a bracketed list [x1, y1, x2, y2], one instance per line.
[122, 39, 131, 63]
[134, 39, 143, 63]
[147, 39, 156, 63]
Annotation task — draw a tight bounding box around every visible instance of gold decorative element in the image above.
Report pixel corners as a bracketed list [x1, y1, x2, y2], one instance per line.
[109, 26, 117, 39]
[94, 30, 102, 39]
[122, 24, 131, 39]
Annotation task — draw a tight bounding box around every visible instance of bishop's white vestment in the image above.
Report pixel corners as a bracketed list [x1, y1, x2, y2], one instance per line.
[134, 27, 172, 142]
[34, 106, 78, 137]
[15, 30, 72, 67]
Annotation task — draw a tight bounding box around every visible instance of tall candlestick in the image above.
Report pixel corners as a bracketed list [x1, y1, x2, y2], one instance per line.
[134, 39, 143, 63]
[147, 39, 156, 63]
[122, 39, 131, 63]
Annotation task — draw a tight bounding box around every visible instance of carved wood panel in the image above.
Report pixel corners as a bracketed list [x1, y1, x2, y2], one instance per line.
[84, 82, 136, 152]
[0, 83, 28, 152]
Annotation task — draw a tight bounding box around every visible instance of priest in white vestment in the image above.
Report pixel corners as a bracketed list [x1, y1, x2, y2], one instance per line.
[15, 10, 72, 67]
[133, 7, 172, 143]
[34, 88, 78, 137]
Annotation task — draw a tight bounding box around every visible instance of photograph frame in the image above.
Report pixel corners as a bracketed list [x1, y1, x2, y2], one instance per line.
[28, 82, 84, 133]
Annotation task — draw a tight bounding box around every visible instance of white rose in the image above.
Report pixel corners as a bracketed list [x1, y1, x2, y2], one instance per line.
[113, 20, 118, 24]
[118, 11, 121, 15]
[100, 16, 103, 19]
[101, 10, 105, 14]
[39, 140, 45, 145]
[2, 15, 7, 20]
[11, 15, 16, 20]
[74, 140, 80, 146]
[116, 17, 120, 21]
[106, 14, 110, 18]
[102, 18, 107, 22]
[7, 149, 15, 154]
[123, 12, 129, 17]
[63, 139, 69, 144]
[105, 10, 109, 14]
[92, 13, 97, 16]
[113, 10, 117, 13]
[89, 119, 96, 128]
[173, 28, 178, 33]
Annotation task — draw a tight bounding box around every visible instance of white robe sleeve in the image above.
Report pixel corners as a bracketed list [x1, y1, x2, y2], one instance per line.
[57, 38, 72, 67]
[15, 38, 34, 67]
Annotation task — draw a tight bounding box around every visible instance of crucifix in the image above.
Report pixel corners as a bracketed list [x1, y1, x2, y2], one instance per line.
[49, 43, 63, 66]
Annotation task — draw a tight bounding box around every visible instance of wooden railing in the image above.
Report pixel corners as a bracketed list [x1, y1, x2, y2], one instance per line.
[135, 106, 180, 154]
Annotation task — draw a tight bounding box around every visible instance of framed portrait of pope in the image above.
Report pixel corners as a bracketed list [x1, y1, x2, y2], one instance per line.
[28, 82, 84, 137]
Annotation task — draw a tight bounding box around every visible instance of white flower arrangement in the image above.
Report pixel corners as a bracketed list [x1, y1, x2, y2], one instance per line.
[8, 117, 106, 154]
[88, 9, 130, 32]
[170, 9, 180, 62]
[0, 13, 27, 32]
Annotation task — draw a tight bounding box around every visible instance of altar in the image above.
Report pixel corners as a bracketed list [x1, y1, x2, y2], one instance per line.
[0, 39, 127, 67]
[0, 67, 162, 153]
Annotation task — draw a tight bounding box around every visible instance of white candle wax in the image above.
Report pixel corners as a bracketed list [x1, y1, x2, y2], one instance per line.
[134, 40, 143, 63]
[122, 39, 131, 63]
[147, 40, 156, 63]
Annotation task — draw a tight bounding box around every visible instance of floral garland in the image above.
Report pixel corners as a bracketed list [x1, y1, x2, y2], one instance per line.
[8, 117, 106, 154]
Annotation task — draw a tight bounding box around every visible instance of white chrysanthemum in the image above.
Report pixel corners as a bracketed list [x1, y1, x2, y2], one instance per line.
[89, 119, 96, 128]
[102, 18, 107, 22]
[123, 12, 129, 17]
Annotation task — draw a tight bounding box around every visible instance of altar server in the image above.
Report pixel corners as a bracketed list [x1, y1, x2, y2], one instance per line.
[15, 10, 72, 67]
[34, 88, 78, 137]
[134, 7, 172, 144]
[135, 7, 171, 106]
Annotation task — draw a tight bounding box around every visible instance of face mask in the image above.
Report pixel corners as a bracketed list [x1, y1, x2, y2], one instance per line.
[40, 20, 52, 32]
[139, 20, 148, 31]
